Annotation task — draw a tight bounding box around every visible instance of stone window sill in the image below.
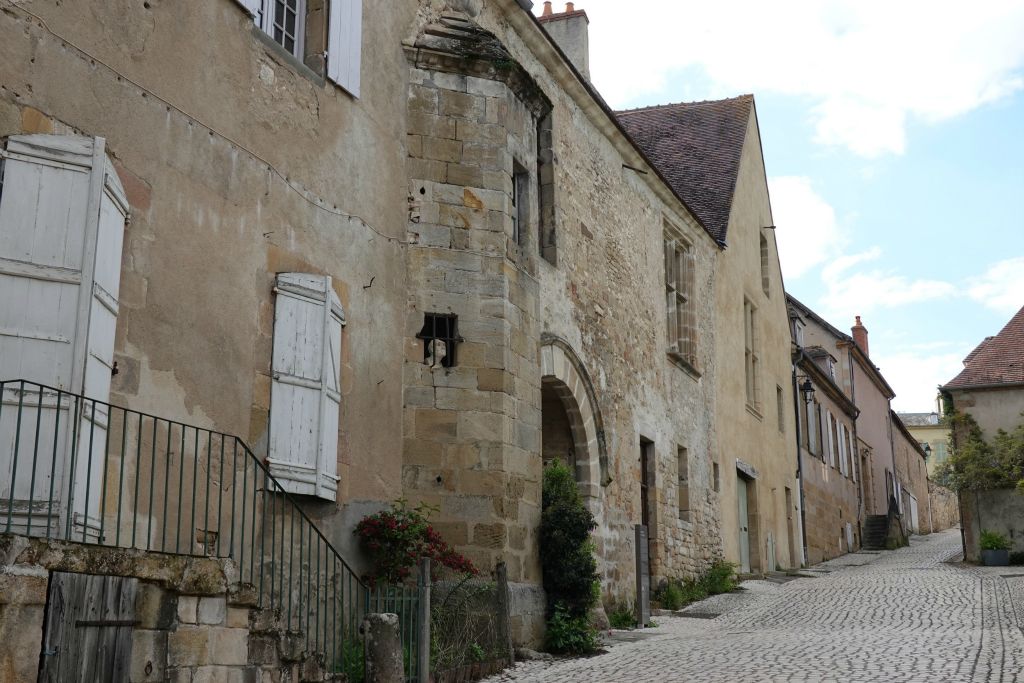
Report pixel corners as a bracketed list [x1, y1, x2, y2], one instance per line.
[746, 403, 763, 420]
[668, 352, 701, 381]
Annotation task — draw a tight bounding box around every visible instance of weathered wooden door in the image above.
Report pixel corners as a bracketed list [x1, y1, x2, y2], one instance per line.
[737, 476, 751, 574]
[39, 572, 137, 682]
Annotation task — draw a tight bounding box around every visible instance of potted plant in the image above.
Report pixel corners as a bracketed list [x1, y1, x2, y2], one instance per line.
[980, 530, 1012, 566]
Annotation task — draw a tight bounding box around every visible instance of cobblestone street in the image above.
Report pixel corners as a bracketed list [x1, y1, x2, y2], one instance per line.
[488, 529, 1024, 682]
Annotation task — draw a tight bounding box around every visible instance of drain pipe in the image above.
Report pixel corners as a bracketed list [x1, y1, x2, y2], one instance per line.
[791, 350, 809, 567]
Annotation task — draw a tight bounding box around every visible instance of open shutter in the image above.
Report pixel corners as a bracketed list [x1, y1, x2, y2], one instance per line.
[825, 411, 835, 467]
[268, 273, 344, 501]
[0, 134, 127, 538]
[664, 240, 677, 352]
[327, 0, 363, 97]
[234, 0, 262, 17]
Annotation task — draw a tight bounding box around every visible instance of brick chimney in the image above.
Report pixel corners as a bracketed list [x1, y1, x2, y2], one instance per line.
[852, 316, 869, 357]
[538, 2, 591, 81]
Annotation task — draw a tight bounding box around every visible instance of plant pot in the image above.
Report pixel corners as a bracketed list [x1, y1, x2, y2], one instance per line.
[982, 549, 1010, 566]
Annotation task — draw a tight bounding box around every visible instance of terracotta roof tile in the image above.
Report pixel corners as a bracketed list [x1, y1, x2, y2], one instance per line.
[615, 95, 754, 244]
[944, 305, 1024, 389]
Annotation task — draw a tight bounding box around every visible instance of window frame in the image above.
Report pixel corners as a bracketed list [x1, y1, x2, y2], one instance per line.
[744, 298, 761, 413]
[256, 0, 307, 60]
[664, 226, 697, 371]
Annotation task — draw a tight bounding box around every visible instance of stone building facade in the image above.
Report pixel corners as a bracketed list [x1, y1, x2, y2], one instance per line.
[397, 4, 724, 641]
[619, 97, 801, 574]
[891, 413, 930, 534]
[790, 328, 862, 564]
[0, 0, 739, 658]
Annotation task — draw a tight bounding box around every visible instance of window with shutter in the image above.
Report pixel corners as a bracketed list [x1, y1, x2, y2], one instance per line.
[327, 0, 363, 97]
[0, 134, 128, 538]
[268, 273, 344, 501]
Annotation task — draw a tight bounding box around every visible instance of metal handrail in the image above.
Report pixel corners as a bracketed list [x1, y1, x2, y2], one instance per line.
[0, 378, 375, 673]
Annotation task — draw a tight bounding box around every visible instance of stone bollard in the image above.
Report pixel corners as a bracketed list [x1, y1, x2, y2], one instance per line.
[363, 612, 404, 683]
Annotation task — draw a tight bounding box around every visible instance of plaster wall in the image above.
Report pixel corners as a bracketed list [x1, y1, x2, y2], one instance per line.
[714, 112, 799, 572]
[0, 0, 414, 543]
[961, 488, 1024, 562]
[906, 424, 951, 477]
[950, 386, 1024, 441]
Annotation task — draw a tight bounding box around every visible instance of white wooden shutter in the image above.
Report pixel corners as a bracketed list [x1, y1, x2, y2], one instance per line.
[838, 423, 848, 476]
[268, 273, 344, 501]
[0, 134, 127, 537]
[825, 411, 835, 467]
[234, 0, 262, 17]
[327, 0, 363, 97]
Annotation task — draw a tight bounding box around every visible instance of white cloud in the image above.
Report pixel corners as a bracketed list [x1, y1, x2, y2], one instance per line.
[555, 0, 1024, 156]
[967, 256, 1024, 315]
[769, 176, 847, 279]
[814, 247, 957, 321]
[876, 349, 965, 412]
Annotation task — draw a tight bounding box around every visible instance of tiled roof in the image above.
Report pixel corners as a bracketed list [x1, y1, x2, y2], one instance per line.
[615, 95, 754, 244]
[945, 305, 1024, 389]
[897, 412, 941, 427]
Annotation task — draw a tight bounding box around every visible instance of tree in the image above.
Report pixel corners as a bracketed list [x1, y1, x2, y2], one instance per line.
[936, 411, 1024, 492]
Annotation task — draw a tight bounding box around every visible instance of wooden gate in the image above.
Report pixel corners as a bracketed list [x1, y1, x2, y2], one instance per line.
[39, 572, 137, 682]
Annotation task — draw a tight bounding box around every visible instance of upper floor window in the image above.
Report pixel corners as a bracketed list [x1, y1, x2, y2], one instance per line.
[235, 0, 363, 96]
[744, 299, 761, 411]
[665, 228, 697, 369]
[760, 232, 770, 297]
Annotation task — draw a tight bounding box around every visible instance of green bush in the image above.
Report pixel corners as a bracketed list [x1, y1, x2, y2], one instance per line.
[545, 603, 600, 654]
[607, 602, 636, 630]
[540, 459, 600, 653]
[981, 529, 1012, 551]
[702, 561, 738, 595]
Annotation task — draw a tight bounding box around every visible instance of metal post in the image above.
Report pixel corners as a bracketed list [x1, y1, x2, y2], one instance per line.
[635, 524, 650, 628]
[417, 557, 431, 683]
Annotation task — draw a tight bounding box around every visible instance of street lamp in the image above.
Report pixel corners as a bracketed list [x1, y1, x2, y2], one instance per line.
[799, 378, 815, 405]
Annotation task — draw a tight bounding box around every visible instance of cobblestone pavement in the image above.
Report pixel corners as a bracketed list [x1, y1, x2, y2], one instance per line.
[487, 529, 1024, 682]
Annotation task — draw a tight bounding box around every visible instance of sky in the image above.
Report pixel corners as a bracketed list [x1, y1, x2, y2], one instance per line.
[535, 0, 1024, 411]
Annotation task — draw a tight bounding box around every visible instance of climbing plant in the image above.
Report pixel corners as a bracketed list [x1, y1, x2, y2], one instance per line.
[935, 411, 1024, 492]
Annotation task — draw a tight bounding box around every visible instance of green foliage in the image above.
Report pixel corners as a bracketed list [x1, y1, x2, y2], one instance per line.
[935, 411, 1024, 492]
[652, 562, 738, 611]
[540, 460, 599, 619]
[702, 561, 739, 595]
[335, 638, 365, 682]
[467, 643, 486, 663]
[981, 529, 1012, 551]
[544, 603, 600, 654]
[355, 500, 477, 587]
[607, 602, 636, 630]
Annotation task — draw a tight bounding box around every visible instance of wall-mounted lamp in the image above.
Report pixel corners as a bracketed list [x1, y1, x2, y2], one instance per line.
[799, 378, 815, 405]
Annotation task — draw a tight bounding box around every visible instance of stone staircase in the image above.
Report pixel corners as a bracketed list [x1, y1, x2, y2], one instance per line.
[862, 515, 890, 550]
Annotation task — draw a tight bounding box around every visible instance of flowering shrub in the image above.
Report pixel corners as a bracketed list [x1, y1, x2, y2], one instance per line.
[355, 500, 478, 586]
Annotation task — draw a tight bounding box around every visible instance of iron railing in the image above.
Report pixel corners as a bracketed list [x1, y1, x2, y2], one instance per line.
[0, 379, 420, 679]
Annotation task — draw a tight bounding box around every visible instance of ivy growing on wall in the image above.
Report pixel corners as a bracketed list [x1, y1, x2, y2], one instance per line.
[935, 411, 1024, 492]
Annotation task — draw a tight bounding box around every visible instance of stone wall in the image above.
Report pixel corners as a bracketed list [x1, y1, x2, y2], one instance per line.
[800, 451, 861, 566]
[0, 535, 336, 683]
[928, 481, 959, 534]
[960, 489, 1024, 563]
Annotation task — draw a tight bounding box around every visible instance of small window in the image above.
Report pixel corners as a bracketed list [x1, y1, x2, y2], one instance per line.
[512, 161, 529, 246]
[776, 385, 785, 433]
[258, 0, 306, 58]
[537, 113, 557, 264]
[712, 462, 721, 493]
[744, 299, 760, 410]
[760, 232, 771, 297]
[417, 314, 461, 368]
[793, 320, 805, 347]
[677, 447, 690, 522]
[827, 357, 837, 380]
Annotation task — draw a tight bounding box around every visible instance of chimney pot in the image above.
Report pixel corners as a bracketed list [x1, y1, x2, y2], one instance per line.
[565, 2, 575, 11]
[542, 1, 553, 15]
[852, 315, 869, 357]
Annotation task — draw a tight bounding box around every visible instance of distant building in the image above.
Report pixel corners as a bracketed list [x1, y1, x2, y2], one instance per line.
[897, 411, 950, 478]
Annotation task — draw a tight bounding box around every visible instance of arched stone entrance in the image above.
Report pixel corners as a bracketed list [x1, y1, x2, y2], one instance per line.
[539, 339, 608, 500]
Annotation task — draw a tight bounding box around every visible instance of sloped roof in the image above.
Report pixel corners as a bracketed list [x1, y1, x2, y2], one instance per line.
[945, 305, 1024, 389]
[615, 95, 754, 244]
[897, 412, 941, 427]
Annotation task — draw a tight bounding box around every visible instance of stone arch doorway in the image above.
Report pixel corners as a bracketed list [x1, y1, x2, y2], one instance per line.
[539, 338, 608, 500]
